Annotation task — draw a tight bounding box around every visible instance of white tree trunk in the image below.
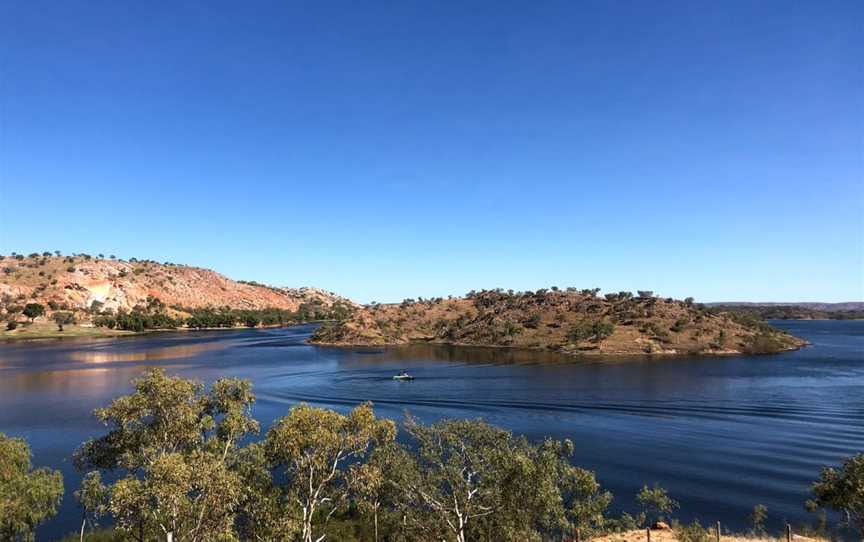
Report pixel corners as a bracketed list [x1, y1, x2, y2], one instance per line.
[166, 532, 173, 542]
[456, 514, 466, 542]
[374, 508, 379, 542]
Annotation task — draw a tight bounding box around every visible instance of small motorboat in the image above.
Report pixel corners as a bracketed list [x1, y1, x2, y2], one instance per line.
[392, 371, 415, 381]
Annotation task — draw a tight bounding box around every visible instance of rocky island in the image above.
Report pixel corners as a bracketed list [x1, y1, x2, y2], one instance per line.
[310, 288, 807, 356]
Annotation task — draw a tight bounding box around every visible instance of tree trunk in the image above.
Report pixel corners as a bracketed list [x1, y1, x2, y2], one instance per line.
[374, 505, 379, 542]
[167, 532, 174, 542]
[456, 517, 466, 542]
[79, 518, 86, 542]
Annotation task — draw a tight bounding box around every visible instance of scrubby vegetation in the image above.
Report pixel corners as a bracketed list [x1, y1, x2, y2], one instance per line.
[2, 371, 855, 541]
[709, 305, 864, 321]
[312, 288, 805, 356]
[89, 299, 356, 332]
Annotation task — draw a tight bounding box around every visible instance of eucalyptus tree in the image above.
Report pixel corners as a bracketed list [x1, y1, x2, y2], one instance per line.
[74, 369, 258, 542]
[233, 443, 290, 542]
[636, 484, 678, 526]
[515, 437, 612, 538]
[396, 417, 612, 542]
[808, 452, 864, 537]
[347, 442, 416, 542]
[263, 402, 396, 542]
[0, 432, 64, 541]
[75, 471, 108, 542]
[398, 416, 528, 542]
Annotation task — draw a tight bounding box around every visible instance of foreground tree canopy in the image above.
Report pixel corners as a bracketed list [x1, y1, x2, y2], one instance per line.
[69, 370, 618, 542]
[0, 432, 63, 541]
[808, 452, 864, 538]
[1, 370, 860, 541]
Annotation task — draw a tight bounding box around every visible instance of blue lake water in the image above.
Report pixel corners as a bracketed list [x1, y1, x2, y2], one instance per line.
[0, 320, 861, 540]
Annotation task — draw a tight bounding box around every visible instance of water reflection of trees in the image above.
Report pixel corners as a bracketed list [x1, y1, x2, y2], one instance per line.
[68, 341, 226, 363]
[341, 343, 574, 365]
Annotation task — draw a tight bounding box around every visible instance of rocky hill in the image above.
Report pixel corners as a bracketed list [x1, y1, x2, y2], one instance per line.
[0, 252, 353, 319]
[311, 288, 806, 356]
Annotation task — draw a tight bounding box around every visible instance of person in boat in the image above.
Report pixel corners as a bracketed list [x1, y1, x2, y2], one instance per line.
[398, 369, 409, 377]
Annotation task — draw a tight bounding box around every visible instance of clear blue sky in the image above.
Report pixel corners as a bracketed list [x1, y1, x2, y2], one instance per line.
[1, 1, 861, 303]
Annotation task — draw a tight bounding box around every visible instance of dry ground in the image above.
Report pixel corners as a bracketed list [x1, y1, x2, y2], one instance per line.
[589, 530, 827, 542]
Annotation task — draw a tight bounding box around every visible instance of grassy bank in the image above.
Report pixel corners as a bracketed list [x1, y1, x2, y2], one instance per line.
[0, 323, 137, 341]
[0, 320, 326, 342]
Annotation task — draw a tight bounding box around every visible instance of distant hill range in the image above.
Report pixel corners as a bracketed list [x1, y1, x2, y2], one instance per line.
[0, 252, 354, 320]
[705, 302, 864, 320]
[311, 288, 807, 356]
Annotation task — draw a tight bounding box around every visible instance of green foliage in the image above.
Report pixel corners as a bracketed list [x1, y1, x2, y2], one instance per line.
[639, 322, 668, 340]
[56, 528, 125, 542]
[637, 484, 679, 525]
[244, 314, 260, 328]
[569, 321, 615, 344]
[22, 303, 44, 322]
[744, 332, 789, 354]
[52, 311, 75, 331]
[346, 442, 411, 542]
[675, 519, 711, 542]
[721, 309, 780, 334]
[503, 320, 523, 336]
[75, 471, 109, 539]
[808, 452, 864, 537]
[523, 313, 541, 329]
[713, 304, 864, 321]
[184, 307, 294, 329]
[398, 416, 611, 542]
[398, 416, 518, 541]
[262, 403, 396, 542]
[40, 369, 847, 542]
[0, 432, 64, 541]
[749, 503, 768, 536]
[74, 369, 259, 542]
[670, 317, 689, 333]
[94, 308, 181, 332]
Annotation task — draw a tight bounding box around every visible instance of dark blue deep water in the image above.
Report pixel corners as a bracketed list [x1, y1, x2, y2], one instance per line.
[1, 320, 861, 540]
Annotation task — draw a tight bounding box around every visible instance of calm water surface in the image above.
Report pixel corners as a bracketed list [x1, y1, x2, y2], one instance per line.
[1, 320, 861, 540]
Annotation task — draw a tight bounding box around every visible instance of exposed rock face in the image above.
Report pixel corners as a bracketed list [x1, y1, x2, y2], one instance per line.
[311, 289, 806, 356]
[0, 255, 353, 314]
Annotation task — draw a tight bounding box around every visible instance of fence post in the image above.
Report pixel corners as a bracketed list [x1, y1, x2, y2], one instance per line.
[716, 521, 721, 542]
[786, 523, 792, 542]
[646, 527, 651, 542]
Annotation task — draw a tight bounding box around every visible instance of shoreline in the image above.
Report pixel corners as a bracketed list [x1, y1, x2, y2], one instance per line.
[2, 321, 809, 358]
[0, 321, 329, 343]
[307, 337, 810, 358]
